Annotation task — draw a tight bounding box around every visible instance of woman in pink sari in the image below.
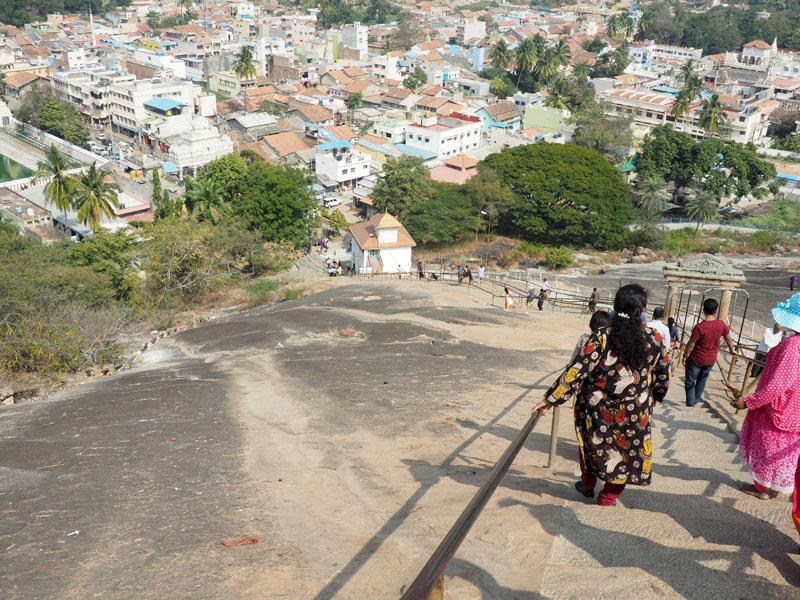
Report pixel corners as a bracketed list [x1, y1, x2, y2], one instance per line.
[731, 294, 800, 499]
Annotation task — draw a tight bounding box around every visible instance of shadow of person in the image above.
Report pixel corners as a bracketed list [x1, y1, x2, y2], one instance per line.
[503, 490, 800, 594]
[443, 557, 544, 600]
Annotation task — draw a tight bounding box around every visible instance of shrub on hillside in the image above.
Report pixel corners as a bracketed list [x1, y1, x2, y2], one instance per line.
[626, 224, 665, 251]
[0, 232, 130, 374]
[545, 246, 574, 270]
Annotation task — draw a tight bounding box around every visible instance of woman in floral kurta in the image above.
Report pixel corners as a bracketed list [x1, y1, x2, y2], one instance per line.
[534, 285, 671, 506]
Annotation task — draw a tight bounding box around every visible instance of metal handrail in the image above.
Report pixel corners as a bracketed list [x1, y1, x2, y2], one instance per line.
[400, 412, 542, 600]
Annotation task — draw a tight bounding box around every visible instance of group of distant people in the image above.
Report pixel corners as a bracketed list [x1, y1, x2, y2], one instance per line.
[531, 284, 800, 545]
[326, 257, 352, 277]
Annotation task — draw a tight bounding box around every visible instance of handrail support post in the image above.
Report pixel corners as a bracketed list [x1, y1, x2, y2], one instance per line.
[547, 406, 560, 469]
[425, 576, 444, 600]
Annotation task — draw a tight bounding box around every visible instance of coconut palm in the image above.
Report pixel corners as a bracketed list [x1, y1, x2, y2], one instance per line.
[638, 175, 668, 215]
[177, 0, 192, 15]
[514, 38, 538, 85]
[607, 14, 633, 44]
[534, 47, 559, 82]
[670, 88, 693, 120]
[489, 39, 512, 71]
[544, 77, 571, 110]
[553, 39, 571, 69]
[679, 59, 702, 98]
[35, 145, 74, 233]
[184, 178, 229, 223]
[74, 162, 120, 230]
[686, 190, 719, 237]
[233, 46, 257, 82]
[698, 93, 727, 136]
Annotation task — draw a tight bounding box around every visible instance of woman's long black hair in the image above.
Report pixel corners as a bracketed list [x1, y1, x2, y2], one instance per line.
[608, 284, 648, 368]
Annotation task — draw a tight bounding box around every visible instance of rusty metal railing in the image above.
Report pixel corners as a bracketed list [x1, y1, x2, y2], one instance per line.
[399, 412, 542, 600]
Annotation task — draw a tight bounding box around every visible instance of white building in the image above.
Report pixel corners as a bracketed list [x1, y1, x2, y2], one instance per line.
[369, 115, 410, 143]
[598, 88, 769, 144]
[404, 113, 482, 160]
[315, 139, 372, 190]
[52, 66, 137, 125]
[109, 78, 197, 138]
[167, 118, 234, 178]
[132, 49, 187, 80]
[372, 54, 402, 83]
[348, 213, 416, 274]
[458, 18, 485, 43]
[340, 21, 368, 57]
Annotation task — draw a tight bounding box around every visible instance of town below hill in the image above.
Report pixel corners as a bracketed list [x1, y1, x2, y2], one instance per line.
[2, 0, 800, 384]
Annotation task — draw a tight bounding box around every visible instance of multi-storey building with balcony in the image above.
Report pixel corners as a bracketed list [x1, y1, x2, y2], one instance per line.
[315, 139, 372, 190]
[403, 113, 482, 160]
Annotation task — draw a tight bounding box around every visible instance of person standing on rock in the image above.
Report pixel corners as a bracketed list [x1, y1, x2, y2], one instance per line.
[537, 279, 549, 311]
[731, 294, 800, 500]
[533, 284, 671, 506]
[681, 298, 737, 407]
[587, 288, 599, 314]
[504, 287, 514, 310]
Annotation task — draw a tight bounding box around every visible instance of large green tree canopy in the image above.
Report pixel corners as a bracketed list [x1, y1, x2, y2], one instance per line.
[635, 125, 776, 202]
[482, 143, 632, 249]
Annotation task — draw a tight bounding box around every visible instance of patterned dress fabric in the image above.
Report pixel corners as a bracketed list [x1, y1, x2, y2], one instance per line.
[545, 327, 671, 486]
[738, 334, 800, 494]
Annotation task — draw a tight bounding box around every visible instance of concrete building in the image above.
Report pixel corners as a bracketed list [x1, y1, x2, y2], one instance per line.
[371, 53, 402, 83]
[598, 88, 769, 143]
[53, 67, 137, 126]
[348, 212, 416, 274]
[167, 118, 234, 178]
[404, 113, 482, 160]
[315, 139, 372, 190]
[109, 78, 197, 138]
[340, 21, 368, 59]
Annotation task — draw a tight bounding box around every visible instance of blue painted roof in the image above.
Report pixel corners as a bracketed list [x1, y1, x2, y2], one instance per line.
[162, 161, 179, 174]
[652, 85, 681, 96]
[777, 173, 800, 182]
[393, 143, 437, 160]
[317, 139, 352, 151]
[144, 97, 186, 112]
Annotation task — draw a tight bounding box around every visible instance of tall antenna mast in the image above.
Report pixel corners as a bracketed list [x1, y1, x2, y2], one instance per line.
[89, 0, 97, 48]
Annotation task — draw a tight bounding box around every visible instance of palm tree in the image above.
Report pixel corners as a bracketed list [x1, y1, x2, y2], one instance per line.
[514, 38, 537, 86]
[233, 46, 257, 82]
[35, 145, 74, 234]
[534, 47, 559, 82]
[679, 59, 702, 98]
[74, 162, 120, 230]
[554, 39, 571, 69]
[670, 89, 692, 120]
[607, 14, 628, 44]
[489, 39, 512, 71]
[697, 93, 727, 136]
[686, 190, 719, 237]
[184, 178, 228, 223]
[638, 175, 668, 215]
[544, 77, 571, 110]
[177, 0, 192, 15]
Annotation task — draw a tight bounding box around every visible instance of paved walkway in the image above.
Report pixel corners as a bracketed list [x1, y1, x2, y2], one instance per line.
[541, 391, 800, 598]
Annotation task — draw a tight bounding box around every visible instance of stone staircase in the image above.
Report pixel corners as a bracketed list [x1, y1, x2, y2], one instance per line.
[539, 396, 800, 599]
[294, 251, 328, 275]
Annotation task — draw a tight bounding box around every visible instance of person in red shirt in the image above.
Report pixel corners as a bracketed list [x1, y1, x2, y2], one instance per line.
[681, 298, 737, 407]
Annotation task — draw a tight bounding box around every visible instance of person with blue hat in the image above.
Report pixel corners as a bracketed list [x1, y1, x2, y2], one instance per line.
[732, 293, 800, 502]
